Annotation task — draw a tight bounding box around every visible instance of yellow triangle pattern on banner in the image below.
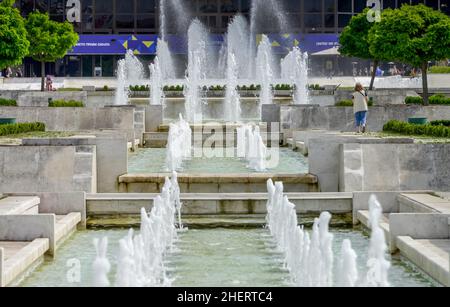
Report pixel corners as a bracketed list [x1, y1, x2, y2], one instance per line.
[133, 49, 140, 55]
[271, 41, 281, 47]
[132, 35, 138, 41]
[122, 41, 128, 49]
[143, 41, 154, 48]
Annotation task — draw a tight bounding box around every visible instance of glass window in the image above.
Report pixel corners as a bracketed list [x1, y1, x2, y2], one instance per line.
[199, 0, 218, 13]
[20, 0, 34, 16]
[241, 0, 251, 13]
[116, 15, 134, 28]
[95, 0, 113, 13]
[35, 0, 48, 12]
[116, 0, 134, 14]
[304, 14, 322, 28]
[222, 15, 230, 28]
[83, 14, 94, 31]
[82, 56, 93, 77]
[383, 0, 396, 9]
[137, 15, 155, 28]
[221, 0, 239, 12]
[305, 1, 322, 13]
[137, 0, 155, 13]
[67, 56, 81, 77]
[101, 56, 114, 77]
[426, 0, 439, 9]
[441, 0, 450, 14]
[338, 0, 352, 12]
[50, 15, 65, 22]
[325, 14, 335, 28]
[95, 15, 113, 29]
[355, 0, 367, 12]
[50, 0, 65, 15]
[284, 0, 301, 12]
[82, 0, 93, 14]
[398, 0, 411, 7]
[287, 13, 302, 28]
[324, 0, 336, 12]
[338, 14, 352, 27]
[208, 16, 217, 28]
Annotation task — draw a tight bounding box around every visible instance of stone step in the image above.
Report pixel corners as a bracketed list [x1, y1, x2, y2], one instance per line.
[158, 123, 268, 133]
[0, 197, 40, 216]
[398, 193, 449, 214]
[398, 193, 450, 214]
[357, 210, 391, 243]
[55, 213, 82, 246]
[86, 192, 352, 216]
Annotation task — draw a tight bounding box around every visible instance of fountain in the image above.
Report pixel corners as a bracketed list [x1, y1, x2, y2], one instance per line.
[156, 39, 176, 80]
[226, 15, 251, 79]
[114, 50, 145, 105]
[266, 180, 391, 287]
[150, 56, 164, 106]
[93, 172, 182, 287]
[165, 114, 192, 172]
[237, 124, 267, 172]
[281, 48, 310, 104]
[224, 52, 241, 122]
[114, 59, 128, 105]
[256, 35, 275, 106]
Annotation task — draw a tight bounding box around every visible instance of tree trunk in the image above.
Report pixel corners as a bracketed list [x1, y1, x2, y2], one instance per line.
[422, 62, 429, 106]
[41, 61, 45, 92]
[369, 60, 379, 91]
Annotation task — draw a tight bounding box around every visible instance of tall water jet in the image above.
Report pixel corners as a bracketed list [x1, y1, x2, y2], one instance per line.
[165, 114, 192, 171]
[227, 15, 251, 79]
[92, 237, 111, 287]
[256, 35, 275, 106]
[185, 19, 208, 122]
[249, 0, 288, 78]
[366, 195, 391, 287]
[224, 52, 241, 122]
[124, 49, 145, 85]
[237, 125, 267, 172]
[149, 57, 164, 105]
[156, 39, 176, 80]
[160, 0, 191, 41]
[114, 59, 128, 105]
[281, 47, 310, 104]
[337, 239, 359, 287]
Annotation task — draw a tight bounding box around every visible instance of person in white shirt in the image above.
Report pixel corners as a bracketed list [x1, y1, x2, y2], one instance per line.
[352, 83, 369, 133]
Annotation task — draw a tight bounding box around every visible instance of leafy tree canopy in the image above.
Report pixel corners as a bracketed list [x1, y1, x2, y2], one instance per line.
[0, 0, 30, 69]
[369, 4, 450, 67]
[25, 12, 79, 63]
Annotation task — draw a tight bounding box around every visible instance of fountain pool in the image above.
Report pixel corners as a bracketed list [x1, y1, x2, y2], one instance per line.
[18, 227, 437, 287]
[128, 148, 308, 174]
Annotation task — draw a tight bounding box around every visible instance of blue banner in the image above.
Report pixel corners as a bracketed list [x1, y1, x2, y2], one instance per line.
[68, 34, 339, 55]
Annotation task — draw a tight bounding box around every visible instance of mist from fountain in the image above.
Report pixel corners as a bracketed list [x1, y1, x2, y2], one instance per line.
[156, 39, 176, 80]
[281, 48, 310, 104]
[249, 0, 288, 78]
[224, 52, 241, 122]
[124, 49, 145, 85]
[266, 181, 390, 287]
[237, 124, 267, 172]
[165, 114, 192, 171]
[256, 35, 275, 106]
[150, 56, 164, 105]
[226, 15, 251, 79]
[91, 172, 183, 287]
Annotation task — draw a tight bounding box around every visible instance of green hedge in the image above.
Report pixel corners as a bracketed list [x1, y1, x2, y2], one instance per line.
[0, 122, 46, 136]
[163, 85, 184, 91]
[49, 100, 84, 107]
[383, 120, 450, 138]
[429, 66, 450, 74]
[129, 85, 150, 91]
[274, 84, 293, 91]
[308, 84, 325, 91]
[335, 98, 374, 107]
[405, 95, 450, 105]
[0, 98, 17, 106]
[430, 120, 450, 127]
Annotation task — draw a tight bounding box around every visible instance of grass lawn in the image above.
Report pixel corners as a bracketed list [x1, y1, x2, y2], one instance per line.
[367, 131, 450, 144]
[0, 131, 76, 145]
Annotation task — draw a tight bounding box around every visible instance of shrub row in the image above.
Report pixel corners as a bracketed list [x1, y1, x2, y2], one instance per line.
[0, 98, 17, 106]
[274, 84, 294, 91]
[383, 120, 450, 138]
[429, 66, 450, 74]
[335, 98, 374, 107]
[430, 120, 450, 127]
[308, 84, 325, 91]
[163, 85, 184, 91]
[405, 95, 450, 105]
[129, 85, 150, 91]
[0, 122, 45, 136]
[237, 84, 261, 91]
[49, 99, 84, 107]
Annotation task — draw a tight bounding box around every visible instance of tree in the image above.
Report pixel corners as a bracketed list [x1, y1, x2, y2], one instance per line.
[339, 8, 381, 90]
[369, 4, 450, 105]
[0, 0, 29, 70]
[25, 12, 78, 91]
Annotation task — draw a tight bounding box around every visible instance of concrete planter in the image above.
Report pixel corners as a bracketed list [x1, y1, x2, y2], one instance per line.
[238, 90, 260, 97]
[0, 118, 16, 125]
[129, 91, 150, 98]
[164, 91, 184, 98]
[206, 90, 225, 97]
[274, 90, 293, 97]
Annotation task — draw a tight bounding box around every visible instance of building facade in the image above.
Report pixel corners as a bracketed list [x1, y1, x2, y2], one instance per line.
[12, 0, 450, 77]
